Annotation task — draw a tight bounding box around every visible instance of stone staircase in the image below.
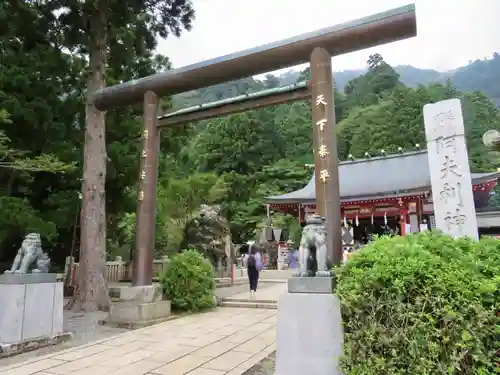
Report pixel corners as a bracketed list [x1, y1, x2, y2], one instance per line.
[218, 279, 286, 310]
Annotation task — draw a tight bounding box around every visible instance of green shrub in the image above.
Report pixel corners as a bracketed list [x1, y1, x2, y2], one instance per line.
[160, 249, 216, 312]
[335, 231, 499, 375]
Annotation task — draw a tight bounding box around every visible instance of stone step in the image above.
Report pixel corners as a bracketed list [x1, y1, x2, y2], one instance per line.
[218, 300, 278, 309]
[222, 298, 278, 304]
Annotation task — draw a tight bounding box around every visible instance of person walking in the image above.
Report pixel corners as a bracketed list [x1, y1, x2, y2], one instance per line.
[243, 244, 264, 299]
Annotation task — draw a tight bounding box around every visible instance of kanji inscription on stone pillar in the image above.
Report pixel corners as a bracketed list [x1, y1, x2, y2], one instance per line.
[423, 98, 478, 240]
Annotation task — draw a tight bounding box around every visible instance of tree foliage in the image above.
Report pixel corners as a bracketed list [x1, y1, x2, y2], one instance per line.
[0, 0, 195, 310]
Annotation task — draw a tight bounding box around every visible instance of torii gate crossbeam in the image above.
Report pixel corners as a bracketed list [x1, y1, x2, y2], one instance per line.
[93, 5, 416, 111]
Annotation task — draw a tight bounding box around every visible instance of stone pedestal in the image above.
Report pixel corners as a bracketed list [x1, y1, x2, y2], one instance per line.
[0, 274, 70, 357]
[275, 277, 343, 375]
[104, 284, 172, 328]
[287, 276, 336, 294]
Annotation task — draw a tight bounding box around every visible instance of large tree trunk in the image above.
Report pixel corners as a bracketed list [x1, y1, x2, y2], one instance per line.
[76, 0, 110, 312]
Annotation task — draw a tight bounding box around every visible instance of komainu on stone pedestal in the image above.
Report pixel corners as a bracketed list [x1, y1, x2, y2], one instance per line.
[296, 214, 331, 277]
[180, 204, 231, 264]
[4, 233, 51, 274]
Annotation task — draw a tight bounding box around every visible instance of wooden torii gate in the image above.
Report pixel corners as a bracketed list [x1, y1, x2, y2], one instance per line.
[93, 4, 417, 286]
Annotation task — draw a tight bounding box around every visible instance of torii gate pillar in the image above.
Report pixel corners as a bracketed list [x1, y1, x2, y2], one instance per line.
[310, 48, 342, 266]
[132, 91, 160, 286]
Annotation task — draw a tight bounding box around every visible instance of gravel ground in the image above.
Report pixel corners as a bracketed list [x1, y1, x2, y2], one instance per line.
[0, 283, 277, 368]
[0, 309, 127, 367]
[243, 351, 276, 375]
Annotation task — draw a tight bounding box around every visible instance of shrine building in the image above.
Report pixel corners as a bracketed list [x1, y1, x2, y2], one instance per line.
[266, 150, 500, 244]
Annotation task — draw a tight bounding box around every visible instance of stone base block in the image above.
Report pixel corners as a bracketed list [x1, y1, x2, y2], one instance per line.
[0, 332, 72, 359]
[108, 284, 163, 303]
[0, 273, 57, 284]
[287, 276, 335, 294]
[104, 285, 171, 329]
[0, 277, 64, 344]
[275, 292, 343, 375]
[103, 314, 176, 329]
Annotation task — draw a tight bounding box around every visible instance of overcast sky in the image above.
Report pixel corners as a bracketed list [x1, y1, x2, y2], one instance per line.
[157, 0, 500, 77]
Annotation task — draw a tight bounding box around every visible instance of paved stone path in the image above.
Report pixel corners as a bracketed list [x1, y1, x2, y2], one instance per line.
[0, 283, 286, 375]
[0, 283, 280, 368]
[0, 308, 276, 375]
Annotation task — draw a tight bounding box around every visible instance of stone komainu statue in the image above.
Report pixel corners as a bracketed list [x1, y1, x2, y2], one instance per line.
[180, 204, 230, 262]
[295, 214, 330, 277]
[4, 233, 51, 274]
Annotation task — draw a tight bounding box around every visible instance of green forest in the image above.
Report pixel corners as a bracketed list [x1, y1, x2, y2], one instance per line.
[2, 1, 500, 286]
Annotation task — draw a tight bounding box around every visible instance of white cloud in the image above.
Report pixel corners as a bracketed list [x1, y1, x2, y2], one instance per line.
[157, 0, 500, 77]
